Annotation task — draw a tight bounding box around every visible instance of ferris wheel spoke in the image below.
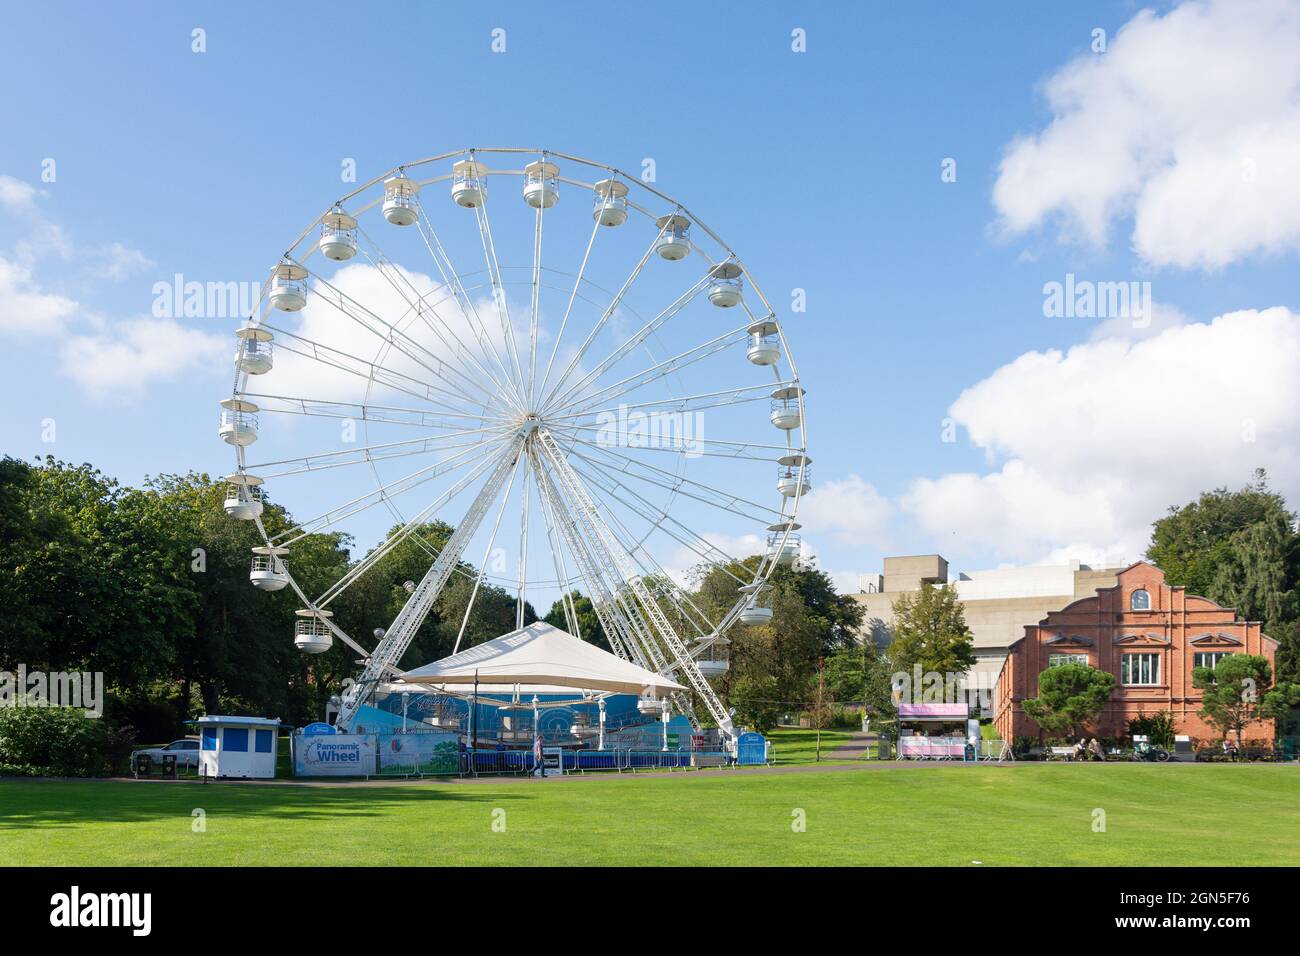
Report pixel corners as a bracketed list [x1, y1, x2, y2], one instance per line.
[559, 436, 782, 523]
[535, 215, 602, 409]
[541, 273, 712, 415]
[539, 217, 675, 411]
[548, 381, 790, 425]
[567, 454, 753, 591]
[241, 425, 515, 479]
[468, 165, 528, 401]
[261, 320, 494, 417]
[355, 246, 520, 413]
[269, 439, 504, 548]
[351, 242, 500, 403]
[528, 452, 582, 639]
[546, 419, 792, 463]
[452, 451, 525, 655]
[314, 447, 508, 608]
[302, 263, 511, 418]
[569, 462, 720, 639]
[546, 323, 749, 420]
[244, 392, 511, 430]
[401, 210, 529, 410]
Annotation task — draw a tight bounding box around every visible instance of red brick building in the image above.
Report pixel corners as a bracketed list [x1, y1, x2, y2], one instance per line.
[993, 562, 1278, 744]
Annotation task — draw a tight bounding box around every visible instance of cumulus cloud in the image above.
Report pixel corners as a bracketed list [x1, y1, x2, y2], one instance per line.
[0, 256, 79, 335]
[60, 317, 228, 402]
[903, 307, 1300, 564]
[796, 474, 893, 544]
[994, 0, 1300, 269]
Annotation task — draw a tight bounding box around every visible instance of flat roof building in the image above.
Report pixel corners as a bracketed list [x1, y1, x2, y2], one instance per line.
[854, 554, 1124, 692]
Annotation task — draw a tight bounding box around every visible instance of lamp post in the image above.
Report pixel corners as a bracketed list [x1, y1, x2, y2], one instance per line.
[598, 698, 606, 751]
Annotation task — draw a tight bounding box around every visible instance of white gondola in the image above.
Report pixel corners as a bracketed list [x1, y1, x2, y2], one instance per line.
[294, 608, 334, 654]
[382, 174, 420, 226]
[738, 594, 773, 627]
[318, 209, 358, 260]
[777, 453, 812, 498]
[770, 385, 804, 431]
[636, 693, 666, 715]
[766, 522, 802, 566]
[222, 473, 264, 519]
[592, 178, 629, 226]
[655, 214, 690, 260]
[707, 261, 743, 308]
[249, 546, 289, 591]
[695, 635, 731, 675]
[234, 324, 273, 375]
[451, 159, 489, 208]
[218, 397, 259, 446]
[746, 316, 780, 365]
[523, 159, 559, 209]
[268, 262, 308, 312]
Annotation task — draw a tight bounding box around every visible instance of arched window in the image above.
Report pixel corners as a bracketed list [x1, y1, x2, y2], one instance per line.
[1130, 589, 1151, 611]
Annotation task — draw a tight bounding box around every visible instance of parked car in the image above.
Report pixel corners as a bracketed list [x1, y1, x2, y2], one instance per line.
[132, 738, 200, 769]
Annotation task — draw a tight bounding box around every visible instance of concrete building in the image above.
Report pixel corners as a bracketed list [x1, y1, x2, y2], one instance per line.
[993, 561, 1278, 743]
[854, 554, 1123, 690]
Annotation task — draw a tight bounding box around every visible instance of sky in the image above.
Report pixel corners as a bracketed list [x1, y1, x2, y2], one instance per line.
[2, 0, 1299, 604]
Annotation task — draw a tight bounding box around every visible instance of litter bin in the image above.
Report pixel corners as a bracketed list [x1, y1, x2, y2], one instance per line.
[134, 754, 152, 778]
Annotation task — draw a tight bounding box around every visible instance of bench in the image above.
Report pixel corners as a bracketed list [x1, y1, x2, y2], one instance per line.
[1047, 746, 1076, 761]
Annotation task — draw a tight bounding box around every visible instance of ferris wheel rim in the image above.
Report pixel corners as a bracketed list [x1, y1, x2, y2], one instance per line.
[225, 146, 809, 670]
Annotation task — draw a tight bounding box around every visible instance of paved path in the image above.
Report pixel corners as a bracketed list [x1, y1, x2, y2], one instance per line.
[824, 730, 877, 761]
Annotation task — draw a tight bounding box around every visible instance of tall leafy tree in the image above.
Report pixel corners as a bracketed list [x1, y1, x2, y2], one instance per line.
[544, 591, 609, 651]
[1194, 654, 1277, 748]
[887, 583, 976, 676]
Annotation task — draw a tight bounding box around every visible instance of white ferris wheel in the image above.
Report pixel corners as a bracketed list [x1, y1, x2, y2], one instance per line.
[217, 147, 810, 740]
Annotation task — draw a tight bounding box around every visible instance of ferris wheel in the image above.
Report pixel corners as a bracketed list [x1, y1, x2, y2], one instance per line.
[217, 147, 810, 739]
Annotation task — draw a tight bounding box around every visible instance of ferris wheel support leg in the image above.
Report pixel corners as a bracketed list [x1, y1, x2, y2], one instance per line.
[536, 430, 735, 741]
[336, 437, 526, 731]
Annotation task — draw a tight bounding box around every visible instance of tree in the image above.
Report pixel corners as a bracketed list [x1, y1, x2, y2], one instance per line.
[1208, 512, 1299, 648]
[1193, 654, 1276, 748]
[887, 583, 976, 677]
[1147, 471, 1295, 599]
[730, 673, 781, 732]
[1021, 662, 1115, 741]
[543, 591, 609, 652]
[823, 643, 895, 718]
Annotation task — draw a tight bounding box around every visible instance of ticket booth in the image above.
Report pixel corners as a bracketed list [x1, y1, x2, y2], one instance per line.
[197, 716, 281, 780]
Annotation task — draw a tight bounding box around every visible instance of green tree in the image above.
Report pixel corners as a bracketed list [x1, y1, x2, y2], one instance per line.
[1193, 654, 1276, 748]
[823, 643, 895, 717]
[1208, 512, 1299, 647]
[543, 591, 609, 652]
[730, 673, 781, 732]
[887, 583, 976, 676]
[1021, 662, 1115, 741]
[1147, 470, 1295, 599]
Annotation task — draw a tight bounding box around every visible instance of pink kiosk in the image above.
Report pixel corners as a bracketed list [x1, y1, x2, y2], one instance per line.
[897, 703, 976, 759]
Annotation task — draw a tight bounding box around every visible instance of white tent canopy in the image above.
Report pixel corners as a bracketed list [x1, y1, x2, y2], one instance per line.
[395, 621, 686, 697]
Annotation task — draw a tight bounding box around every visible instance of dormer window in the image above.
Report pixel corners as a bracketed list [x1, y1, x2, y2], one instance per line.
[1130, 588, 1151, 611]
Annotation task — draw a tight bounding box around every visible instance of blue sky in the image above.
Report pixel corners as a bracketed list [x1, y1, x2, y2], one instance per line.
[2, 0, 1298, 599]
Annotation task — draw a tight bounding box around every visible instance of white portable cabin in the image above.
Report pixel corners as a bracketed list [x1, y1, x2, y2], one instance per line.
[197, 715, 281, 779]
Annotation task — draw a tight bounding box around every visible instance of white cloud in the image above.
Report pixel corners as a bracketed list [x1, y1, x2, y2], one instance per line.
[60, 316, 227, 402]
[903, 307, 1300, 564]
[0, 175, 39, 212]
[994, 0, 1300, 269]
[796, 474, 893, 544]
[0, 256, 78, 335]
[88, 242, 155, 281]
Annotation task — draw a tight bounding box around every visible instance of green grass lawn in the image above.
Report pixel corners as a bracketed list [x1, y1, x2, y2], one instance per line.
[2, 764, 1298, 866]
[766, 728, 855, 763]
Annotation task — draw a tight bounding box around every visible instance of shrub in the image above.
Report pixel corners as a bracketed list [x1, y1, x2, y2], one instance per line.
[0, 705, 135, 776]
